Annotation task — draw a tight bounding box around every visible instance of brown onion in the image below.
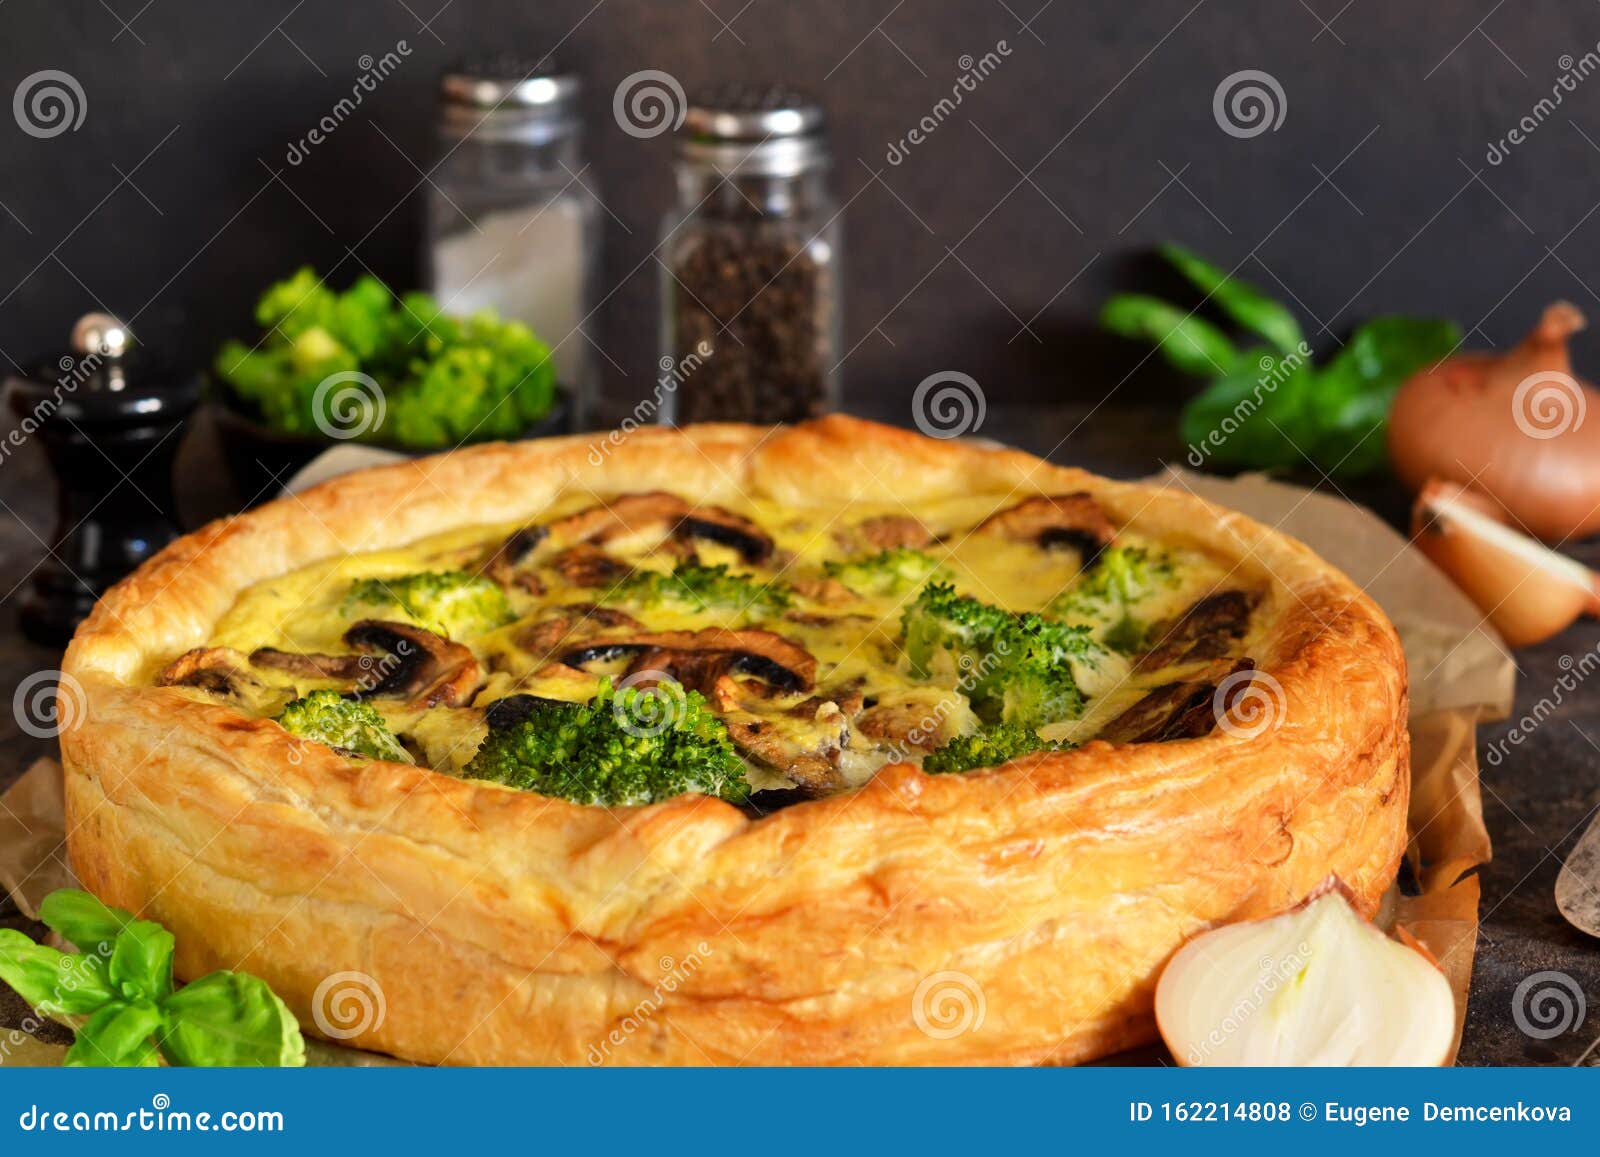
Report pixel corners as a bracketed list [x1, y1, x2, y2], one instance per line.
[1413, 478, 1600, 647]
[1388, 302, 1600, 542]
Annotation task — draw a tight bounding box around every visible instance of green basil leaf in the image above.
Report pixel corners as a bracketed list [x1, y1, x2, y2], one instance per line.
[1099, 294, 1241, 377]
[1302, 374, 1392, 476]
[1159, 244, 1305, 357]
[160, 971, 307, 1068]
[109, 921, 176, 1004]
[1318, 316, 1461, 393]
[39, 889, 136, 955]
[1179, 353, 1314, 471]
[0, 929, 117, 1016]
[1307, 317, 1462, 475]
[63, 1001, 165, 1067]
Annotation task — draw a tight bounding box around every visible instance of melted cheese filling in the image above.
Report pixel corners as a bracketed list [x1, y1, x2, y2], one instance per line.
[182, 491, 1241, 790]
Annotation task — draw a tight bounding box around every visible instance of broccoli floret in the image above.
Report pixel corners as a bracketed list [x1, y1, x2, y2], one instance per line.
[824, 548, 946, 598]
[463, 679, 749, 806]
[923, 721, 1071, 774]
[343, 571, 513, 638]
[902, 583, 1096, 727]
[277, 690, 410, 762]
[1048, 546, 1177, 653]
[213, 270, 557, 451]
[604, 563, 790, 618]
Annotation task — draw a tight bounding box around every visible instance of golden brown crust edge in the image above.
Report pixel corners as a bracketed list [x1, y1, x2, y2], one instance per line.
[60, 415, 1408, 1065]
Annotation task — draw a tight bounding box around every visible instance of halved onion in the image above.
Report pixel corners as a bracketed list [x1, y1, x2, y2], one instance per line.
[1413, 478, 1600, 647]
[1154, 878, 1455, 1066]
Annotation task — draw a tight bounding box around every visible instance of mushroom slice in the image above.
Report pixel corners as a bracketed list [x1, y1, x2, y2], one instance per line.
[788, 576, 858, 606]
[724, 712, 848, 794]
[548, 492, 774, 564]
[514, 604, 644, 660]
[481, 493, 774, 589]
[842, 514, 935, 551]
[789, 684, 866, 719]
[708, 675, 864, 719]
[250, 649, 373, 681]
[343, 620, 482, 708]
[677, 507, 775, 564]
[482, 692, 575, 731]
[1137, 589, 1259, 670]
[716, 691, 854, 794]
[1099, 659, 1256, 744]
[544, 491, 684, 545]
[548, 544, 631, 589]
[477, 527, 549, 593]
[156, 647, 269, 700]
[560, 628, 818, 695]
[856, 697, 950, 751]
[973, 493, 1116, 562]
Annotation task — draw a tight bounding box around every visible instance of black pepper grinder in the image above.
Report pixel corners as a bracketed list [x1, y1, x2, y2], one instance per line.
[8, 313, 200, 645]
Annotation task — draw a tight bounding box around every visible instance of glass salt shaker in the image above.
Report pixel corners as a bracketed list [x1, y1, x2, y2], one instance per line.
[658, 86, 841, 424]
[426, 65, 599, 426]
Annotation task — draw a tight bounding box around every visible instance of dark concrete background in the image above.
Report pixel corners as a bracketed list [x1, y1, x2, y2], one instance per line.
[3, 0, 1600, 417]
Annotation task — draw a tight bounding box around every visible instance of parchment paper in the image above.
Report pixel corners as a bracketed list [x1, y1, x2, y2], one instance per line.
[0, 463, 1510, 1065]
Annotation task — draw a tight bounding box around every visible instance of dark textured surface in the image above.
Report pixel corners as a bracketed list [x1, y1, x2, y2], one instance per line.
[4, 404, 1600, 1065]
[5, 1, 1600, 418]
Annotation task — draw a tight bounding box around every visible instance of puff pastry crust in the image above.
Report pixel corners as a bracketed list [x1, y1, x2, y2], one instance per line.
[60, 415, 1408, 1065]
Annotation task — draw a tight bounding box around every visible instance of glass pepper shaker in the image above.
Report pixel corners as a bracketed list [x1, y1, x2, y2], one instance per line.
[658, 86, 841, 424]
[426, 64, 599, 427]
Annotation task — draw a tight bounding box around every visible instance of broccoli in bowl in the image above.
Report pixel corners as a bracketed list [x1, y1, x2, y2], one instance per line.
[214, 267, 559, 451]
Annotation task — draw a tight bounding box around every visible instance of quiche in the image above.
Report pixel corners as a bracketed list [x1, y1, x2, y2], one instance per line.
[60, 416, 1408, 1065]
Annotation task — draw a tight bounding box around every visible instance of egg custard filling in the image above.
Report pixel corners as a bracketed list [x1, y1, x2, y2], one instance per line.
[150, 489, 1264, 809]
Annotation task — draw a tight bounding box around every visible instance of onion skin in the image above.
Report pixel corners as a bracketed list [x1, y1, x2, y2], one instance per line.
[1413, 478, 1600, 648]
[1388, 302, 1600, 542]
